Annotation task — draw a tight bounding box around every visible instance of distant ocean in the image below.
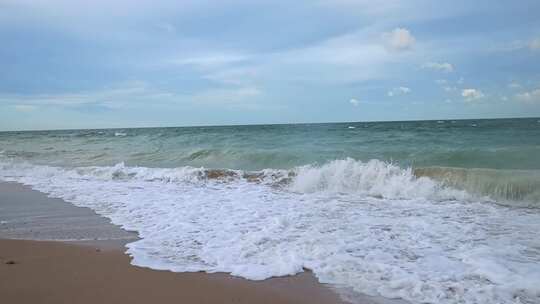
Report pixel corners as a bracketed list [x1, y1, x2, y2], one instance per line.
[1, 118, 540, 304]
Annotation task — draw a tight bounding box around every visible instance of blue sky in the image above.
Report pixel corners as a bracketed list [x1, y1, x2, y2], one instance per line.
[1, 0, 540, 130]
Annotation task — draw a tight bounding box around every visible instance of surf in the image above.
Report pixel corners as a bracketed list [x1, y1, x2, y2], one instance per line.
[1, 158, 540, 304]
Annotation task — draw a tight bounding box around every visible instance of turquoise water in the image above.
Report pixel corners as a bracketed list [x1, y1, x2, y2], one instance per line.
[2, 118, 540, 203]
[2, 118, 540, 304]
[1, 118, 539, 170]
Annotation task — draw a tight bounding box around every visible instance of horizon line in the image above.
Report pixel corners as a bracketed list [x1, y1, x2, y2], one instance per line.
[1, 115, 539, 133]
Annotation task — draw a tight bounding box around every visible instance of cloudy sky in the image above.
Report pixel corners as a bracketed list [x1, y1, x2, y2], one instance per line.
[1, 0, 540, 130]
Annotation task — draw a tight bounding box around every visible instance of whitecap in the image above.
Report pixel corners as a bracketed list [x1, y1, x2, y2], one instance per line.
[1, 159, 539, 304]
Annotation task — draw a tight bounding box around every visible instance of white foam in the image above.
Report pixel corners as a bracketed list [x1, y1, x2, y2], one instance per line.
[291, 158, 468, 200]
[1, 159, 539, 304]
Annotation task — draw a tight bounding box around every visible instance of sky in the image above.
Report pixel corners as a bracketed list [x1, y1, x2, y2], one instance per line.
[1, 0, 540, 131]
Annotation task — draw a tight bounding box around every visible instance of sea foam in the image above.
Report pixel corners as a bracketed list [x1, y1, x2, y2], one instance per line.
[1, 158, 539, 304]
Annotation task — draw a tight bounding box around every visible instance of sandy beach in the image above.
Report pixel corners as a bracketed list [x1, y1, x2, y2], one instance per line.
[0, 239, 343, 304]
[0, 182, 343, 304]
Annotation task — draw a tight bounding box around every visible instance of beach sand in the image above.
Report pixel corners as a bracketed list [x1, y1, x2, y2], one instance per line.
[0, 182, 344, 304]
[0, 239, 343, 304]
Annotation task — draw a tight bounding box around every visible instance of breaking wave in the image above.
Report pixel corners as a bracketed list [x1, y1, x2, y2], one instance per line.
[1, 157, 540, 304]
[2, 157, 539, 206]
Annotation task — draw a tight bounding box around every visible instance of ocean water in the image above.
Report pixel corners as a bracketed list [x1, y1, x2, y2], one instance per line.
[1, 118, 540, 304]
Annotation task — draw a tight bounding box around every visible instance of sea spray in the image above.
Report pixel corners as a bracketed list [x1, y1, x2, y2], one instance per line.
[290, 158, 467, 200]
[3, 157, 539, 205]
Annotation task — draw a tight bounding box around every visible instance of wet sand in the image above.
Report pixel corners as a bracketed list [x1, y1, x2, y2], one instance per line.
[0, 182, 344, 304]
[0, 182, 137, 241]
[0, 239, 343, 304]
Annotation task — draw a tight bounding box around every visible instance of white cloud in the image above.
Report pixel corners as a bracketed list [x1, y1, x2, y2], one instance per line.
[529, 38, 540, 50]
[435, 79, 448, 85]
[349, 98, 360, 106]
[172, 53, 249, 69]
[382, 28, 415, 51]
[284, 32, 388, 66]
[13, 105, 38, 112]
[192, 86, 262, 108]
[0, 82, 172, 109]
[494, 38, 540, 52]
[399, 86, 411, 93]
[263, 30, 394, 85]
[422, 62, 454, 72]
[515, 88, 540, 104]
[462, 88, 485, 102]
[508, 82, 522, 89]
[387, 86, 411, 97]
[203, 67, 258, 86]
[435, 79, 457, 92]
[443, 86, 457, 92]
[0, 82, 266, 111]
[156, 23, 176, 33]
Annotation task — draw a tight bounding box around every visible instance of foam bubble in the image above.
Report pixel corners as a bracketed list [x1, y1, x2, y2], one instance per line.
[1, 159, 540, 304]
[290, 158, 468, 200]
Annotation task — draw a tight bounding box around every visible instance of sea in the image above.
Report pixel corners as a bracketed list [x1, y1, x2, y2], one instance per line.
[1, 118, 540, 304]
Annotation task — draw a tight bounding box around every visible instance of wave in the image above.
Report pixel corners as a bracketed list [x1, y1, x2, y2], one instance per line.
[290, 159, 468, 201]
[1, 157, 540, 304]
[0, 158, 457, 200]
[415, 166, 540, 207]
[289, 159, 540, 207]
[2, 157, 539, 206]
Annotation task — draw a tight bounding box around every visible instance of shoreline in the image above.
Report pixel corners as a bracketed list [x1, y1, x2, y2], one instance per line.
[0, 238, 344, 304]
[0, 182, 345, 304]
[0, 182, 138, 242]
